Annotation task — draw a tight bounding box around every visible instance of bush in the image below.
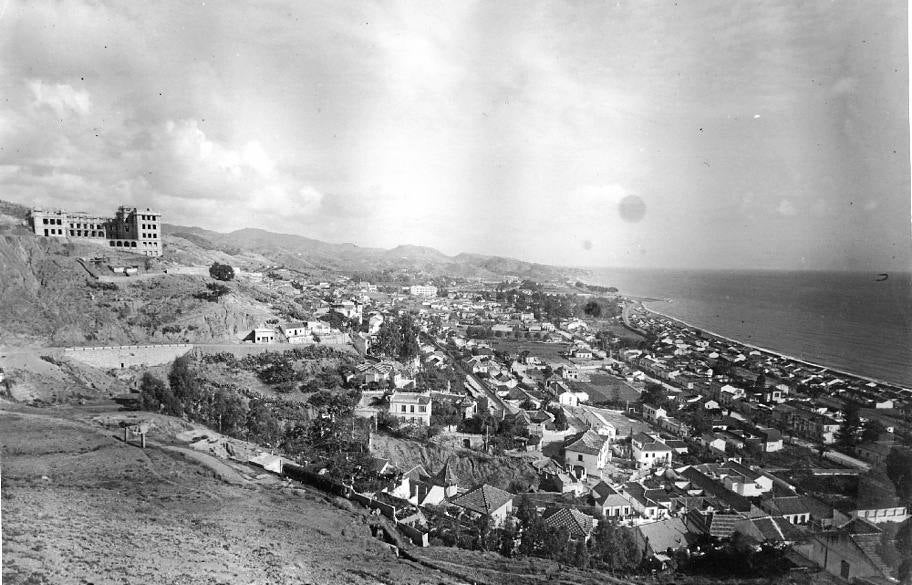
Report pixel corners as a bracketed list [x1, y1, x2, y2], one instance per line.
[209, 262, 235, 281]
[194, 282, 230, 302]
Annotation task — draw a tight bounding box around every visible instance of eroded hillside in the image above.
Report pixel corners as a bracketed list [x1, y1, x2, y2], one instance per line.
[0, 235, 275, 346]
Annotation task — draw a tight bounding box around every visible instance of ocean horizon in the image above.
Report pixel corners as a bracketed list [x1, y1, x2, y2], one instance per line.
[587, 268, 912, 388]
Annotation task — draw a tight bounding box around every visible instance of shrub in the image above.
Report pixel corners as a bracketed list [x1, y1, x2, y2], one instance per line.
[209, 262, 235, 281]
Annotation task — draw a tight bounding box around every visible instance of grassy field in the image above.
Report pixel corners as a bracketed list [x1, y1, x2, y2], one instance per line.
[574, 373, 641, 404]
[489, 339, 573, 362]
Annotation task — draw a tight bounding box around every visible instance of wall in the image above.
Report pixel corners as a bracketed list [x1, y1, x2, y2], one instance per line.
[64, 344, 193, 368]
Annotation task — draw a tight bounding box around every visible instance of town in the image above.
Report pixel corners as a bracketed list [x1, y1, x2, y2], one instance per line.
[3, 204, 911, 585]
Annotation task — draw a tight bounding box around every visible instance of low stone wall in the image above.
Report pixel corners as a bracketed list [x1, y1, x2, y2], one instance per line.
[64, 344, 193, 369]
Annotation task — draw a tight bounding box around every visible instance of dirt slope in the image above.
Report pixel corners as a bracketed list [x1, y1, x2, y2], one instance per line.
[370, 433, 539, 491]
[0, 235, 274, 346]
[0, 406, 464, 585]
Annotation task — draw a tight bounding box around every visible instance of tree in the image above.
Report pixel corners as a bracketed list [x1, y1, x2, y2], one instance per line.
[168, 355, 200, 414]
[547, 406, 568, 431]
[887, 448, 912, 506]
[592, 519, 639, 572]
[138, 372, 181, 416]
[862, 418, 888, 444]
[246, 399, 282, 446]
[209, 262, 235, 281]
[209, 388, 247, 435]
[583, 300, 602, 318]
[836, 400, 862, 448]
[516, 495, 536, 528]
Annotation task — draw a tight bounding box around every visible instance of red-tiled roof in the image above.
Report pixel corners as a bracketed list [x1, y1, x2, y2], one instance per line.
[543, 507, 594, 539]
[451, 484, 514, 516]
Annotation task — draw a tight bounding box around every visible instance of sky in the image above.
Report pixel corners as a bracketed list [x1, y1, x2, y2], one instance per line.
[0, 0, 909, 271]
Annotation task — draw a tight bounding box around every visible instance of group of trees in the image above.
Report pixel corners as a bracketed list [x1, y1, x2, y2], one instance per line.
[137, 353, 392, 492]
[375, 313, 420, 362]
[139, 358, 281, 443]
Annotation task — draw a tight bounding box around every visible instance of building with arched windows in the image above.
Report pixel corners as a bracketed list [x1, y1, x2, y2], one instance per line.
[27, 206, 162, 257]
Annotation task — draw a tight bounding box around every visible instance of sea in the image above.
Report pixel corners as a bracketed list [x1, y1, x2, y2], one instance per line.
[587, 268, 912, 388]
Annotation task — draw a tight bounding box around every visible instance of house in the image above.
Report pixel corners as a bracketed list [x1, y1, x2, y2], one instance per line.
[450, 484, 514, 527]
[642, 403, 667, 423]
[684, 510, 742, 539]
[250, 328, 276, 344]
[631, 433, 673, 469]
[557, 390, 587, 406]
[807, 519, 893, 582]
[734, 515, 807, 545]
[410, 461, 461, 506]
[543, 507, 596, 541]
[700, 433, 727, 453]
[564, 430, 611, 478]
[558, 366, 580, 381]
[623, 483, 669, 521]
[711, 461, 773, 497]
[634, 517, 692, 561]
[591, 481, 633, 519]
[570, 348, 593, 360]
[389, 392, 432, 425]
[761, 496, 812, 525]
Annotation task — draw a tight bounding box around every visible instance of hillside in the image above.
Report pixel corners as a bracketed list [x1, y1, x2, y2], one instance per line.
[162, 222, 571, 280]
[369, 433, 540, 492]
[0, 234, 275, 347]
[0, 405, 464, 585]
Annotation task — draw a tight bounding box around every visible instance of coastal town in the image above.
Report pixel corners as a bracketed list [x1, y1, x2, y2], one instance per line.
[6, 203, 911, 584]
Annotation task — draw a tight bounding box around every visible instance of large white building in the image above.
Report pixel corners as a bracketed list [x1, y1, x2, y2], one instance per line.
[28, 206, 163, 257]
[409, 285, 438, 297]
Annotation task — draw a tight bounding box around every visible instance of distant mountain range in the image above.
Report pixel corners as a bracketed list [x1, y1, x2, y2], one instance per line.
[163, 223, 573, 280]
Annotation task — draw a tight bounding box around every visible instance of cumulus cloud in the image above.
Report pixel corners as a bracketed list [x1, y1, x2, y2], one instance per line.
[28, 80, 91, 117]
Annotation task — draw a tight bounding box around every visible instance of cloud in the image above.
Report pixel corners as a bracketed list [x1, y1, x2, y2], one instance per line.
[777, 199, 798, 216]
[28, 80, 91, 117]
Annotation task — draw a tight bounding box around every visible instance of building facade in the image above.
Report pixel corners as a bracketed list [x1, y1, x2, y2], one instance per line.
[28, 206, 163, 257]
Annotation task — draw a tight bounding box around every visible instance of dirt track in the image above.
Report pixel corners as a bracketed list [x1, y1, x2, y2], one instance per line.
[0, 406, 464, 585]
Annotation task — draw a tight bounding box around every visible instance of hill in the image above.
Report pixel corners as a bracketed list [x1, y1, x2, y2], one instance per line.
[0, 234, 275, 347]
[161, 222, 569, 280]
[0, 405, 464, 585]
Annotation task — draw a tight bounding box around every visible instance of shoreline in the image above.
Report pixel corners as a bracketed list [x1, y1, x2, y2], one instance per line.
[636, 300, 910, 391]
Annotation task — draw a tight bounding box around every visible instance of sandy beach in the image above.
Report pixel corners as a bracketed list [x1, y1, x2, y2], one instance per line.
[636, 300, 910, 391]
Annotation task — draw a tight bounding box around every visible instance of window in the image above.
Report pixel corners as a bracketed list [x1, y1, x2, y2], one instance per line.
[44, 229, 48, 236]
[577, 454, 583, 462]
[410, 405, 415, 413]
[418, 405, 426, 413]
[840, 561, 850, 579]
[131, 242, 136, 247]
[401, 405, 406, 412]
[109, 241, 115, 247]
[43, 218, 48, 224]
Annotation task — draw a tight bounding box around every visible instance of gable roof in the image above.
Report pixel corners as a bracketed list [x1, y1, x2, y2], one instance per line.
[431, 461, 459, 487]
[543, 507, 595, 539]
[451, 484, 514, 516]
[638, 517, 691, 554]
[565, 430, 608, 455]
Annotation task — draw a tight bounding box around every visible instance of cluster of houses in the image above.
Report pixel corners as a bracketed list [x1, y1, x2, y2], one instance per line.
[227, 272, 910, 582]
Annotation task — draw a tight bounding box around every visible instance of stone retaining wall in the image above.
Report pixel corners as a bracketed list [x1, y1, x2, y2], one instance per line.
[64, 344, 193, 369]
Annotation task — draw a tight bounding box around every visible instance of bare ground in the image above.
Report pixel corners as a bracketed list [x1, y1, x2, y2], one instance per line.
[0, 406, 465, 585]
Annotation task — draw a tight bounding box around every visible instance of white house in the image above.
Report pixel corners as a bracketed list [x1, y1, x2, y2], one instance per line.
[564, 430, 611, 478]
[631, 433, 673, 469]
[389, 392, 432, 425]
